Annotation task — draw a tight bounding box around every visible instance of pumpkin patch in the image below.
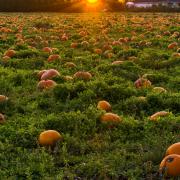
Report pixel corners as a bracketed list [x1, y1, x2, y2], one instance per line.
[0, 13, 179, 179]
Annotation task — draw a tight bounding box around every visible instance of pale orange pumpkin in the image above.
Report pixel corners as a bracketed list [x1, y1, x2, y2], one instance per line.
[42, 47, 52, 53]
[168, 42, 178, 49]
[71, 42, 78, 48]
[37, 70, 47, 79]
[149, 111, 169, 121]
[112, 60, 124, 65]
[97, 100, 111, 112]
[47, 54, 60, 62]
[94, 48, 102, 55]
[64, 62, 77, 68]
[73, 71, 92, 80]
[0, 95, 8, 102]
[38, 130, 63, 147]
[159, 154, 180, 177]
[41, 69, 60, 80]
[100, 113, 122, 124]
[4, 49, 16, 58]
[37, 80, 57, 90]
[134, 78, 152, 89]
[166, 142, 180, 156]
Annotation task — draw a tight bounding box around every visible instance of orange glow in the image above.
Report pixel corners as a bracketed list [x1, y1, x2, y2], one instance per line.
[87, 0, 98, 4]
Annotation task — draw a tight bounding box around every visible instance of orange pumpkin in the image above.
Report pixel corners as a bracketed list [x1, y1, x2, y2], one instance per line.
[0, 95, 8, 102]
[61, 34, 68, 41]
[134, 78, 152, 89]
[0, 113, 5, 124]
[168, 42, 178, 49]
[159, 154, 180, 177]
[81, 41, 89, 47]
[112, 60, 124, 65]
[73, 71, 92, 80]
[42, 47, 52, 53]
[64, 76, 73, 81]
[149, 111, 169, 121]
[64, 62, 77, 68]
[166, 142, 180, 156]
[4, 49, 16, 58]
[37, 70, 47, 79]
[94, 48, 102, 55]
[37, 80, 57, 90]
[100, 113, 122, 124]
[97, 100, 111, 112]
[48, 54, 60, 62]
[41, 69, 60, 80]
[71, 42, 78, 48]
[2, 56, 10, 61]
[38, 130, 63, 147]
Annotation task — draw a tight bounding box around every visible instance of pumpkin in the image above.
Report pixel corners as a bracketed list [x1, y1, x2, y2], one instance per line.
[2, 56, 10, 61]
[48, 54, 60, 62]
[166, 142, 180, 156]
[100, 113, 122, 124]
[38, 130, 63, 147]
[4, 49, 16, 58]
[149, 111, 169, 121]
[0, 113, 5, 124]
[168, 42, 178, 49]
[41, 69, 60, 80]
[159, 154, 180, 177]
[71, 42, 78, 48]
[37, 80, 57, 90]
[64, 62, 77, 68]
[97, 100, 111, 112]
[38, 70, 47, 79]
[112, 60, 124, 65]
[42, 47, 52, 53]
[61, 34, 68, 41]
[134, 78, 152, 89]
[152, 87, 167, 93]
[64, 76, 73, 81]
[94, 48, 102, 55]
[81, 41, 89, 47]
[0, 95, 8, 102]
[73, 71, 92, 80]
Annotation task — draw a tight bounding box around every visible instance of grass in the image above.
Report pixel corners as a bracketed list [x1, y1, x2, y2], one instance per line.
[0, 12, 180, 179]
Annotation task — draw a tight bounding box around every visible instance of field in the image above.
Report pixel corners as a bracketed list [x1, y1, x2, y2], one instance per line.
[0, 13, 180, 179]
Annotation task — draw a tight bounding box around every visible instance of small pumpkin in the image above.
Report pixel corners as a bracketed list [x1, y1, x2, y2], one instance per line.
[97, 100, 111, 112]
[159, 154, 180, 177]
[134, 78, 152, 89]
[166, 142, 180, 156]
[48, 54, 60, 62]
[41, 69, 60, 80]
[152, 87, 167, 93]
[38, 130, 63, 147]
[4, 49, 16, 58]
[37, 80, 57, 90]
[168, 42, 178, 49]
[112, 60, 124, 65]
[100, 113, 122, 124]
[73, 71, 92, 80]
[64, 62, 77, 68]
[42, 47, 52, 53]
[0, 95, 8, 103]
[149, 111, 169, 121]
[37, 70, 47, 79]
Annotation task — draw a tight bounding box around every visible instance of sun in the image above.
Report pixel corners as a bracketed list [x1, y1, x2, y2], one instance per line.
[87, 0, 98, 4]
